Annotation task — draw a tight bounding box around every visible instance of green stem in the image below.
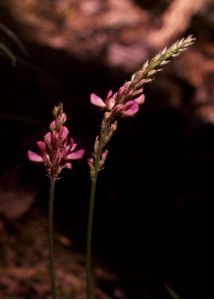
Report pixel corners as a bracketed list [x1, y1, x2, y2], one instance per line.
[86, 175, 98, 298]
[49, 178, 57, 299]
[86, 137, 104, 298]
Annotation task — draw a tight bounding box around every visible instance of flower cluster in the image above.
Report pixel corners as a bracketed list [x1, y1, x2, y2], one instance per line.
[28, 103, 85, 179]
[88, 35, 196, 179]
[90, 86, 145, 117]
[88, 73, 145, 179]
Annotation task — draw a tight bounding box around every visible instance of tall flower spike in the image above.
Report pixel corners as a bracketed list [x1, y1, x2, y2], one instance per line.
[86, 36, 195, 298]
[28, 103, 85, 179]
[27, 103, 85, 298]
[90, 35, 195, 121]
[88, 36, 196, 178]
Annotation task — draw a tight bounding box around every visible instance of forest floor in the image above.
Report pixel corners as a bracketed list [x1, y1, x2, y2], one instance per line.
[0, 207, 116, 299]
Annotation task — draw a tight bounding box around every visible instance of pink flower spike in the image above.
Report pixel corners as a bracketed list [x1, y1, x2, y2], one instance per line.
[28, 103, 85, 178]
[66, 149, 85, 160]
[90, 93, 106, 108]
[28, 150, 43, 162]
[121, 100, 139, 116]
[135, 94, 145, 104]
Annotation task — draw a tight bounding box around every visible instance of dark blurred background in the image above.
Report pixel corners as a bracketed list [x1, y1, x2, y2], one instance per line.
[0, 0, 214, 298]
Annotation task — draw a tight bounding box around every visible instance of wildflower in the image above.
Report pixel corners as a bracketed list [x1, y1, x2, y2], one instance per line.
[28, 103, 85, 179]
[86, 35, 196, 298]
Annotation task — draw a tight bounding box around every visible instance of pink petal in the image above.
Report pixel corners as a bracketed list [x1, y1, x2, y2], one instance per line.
[28, 150, 43, 162]
[44, 132, 51, 147]
[71, 143, 77, 152]
[106, 90, 113, 99]
[105, 96, 115, 110]
[61, 126, 69, 141]
[118, 86, 125, 96]
[135, 94, 145, 104]
[121, 100, 139, 116]
[70, 138, 74, 147]
[65, 138, 77, 153]
[101, 149, 108, 161]
[69, 138, 77, 151]
[88, 158, 93, 165]
[65, 162, 72, 169]
[37, 141, 46, 152]
[66, 149, 85, 160]
[90, 93, 106, 108]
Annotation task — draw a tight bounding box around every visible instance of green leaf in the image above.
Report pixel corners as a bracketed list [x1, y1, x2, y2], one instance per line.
[0, 22, 29, 57]
[0, 42, 16, 66]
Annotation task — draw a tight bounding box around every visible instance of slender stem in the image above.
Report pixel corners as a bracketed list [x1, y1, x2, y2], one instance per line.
[86, 135, 104, 298]
[86, 175, 98, 298]
[49, 177, 57, 299]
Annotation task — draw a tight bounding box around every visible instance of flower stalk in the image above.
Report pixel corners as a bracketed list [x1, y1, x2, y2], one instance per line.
[86, 35, 195, 298]
[28, 103, 84, 298]
[49, 177, 57, 299]
[86, 174, 97, 299]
